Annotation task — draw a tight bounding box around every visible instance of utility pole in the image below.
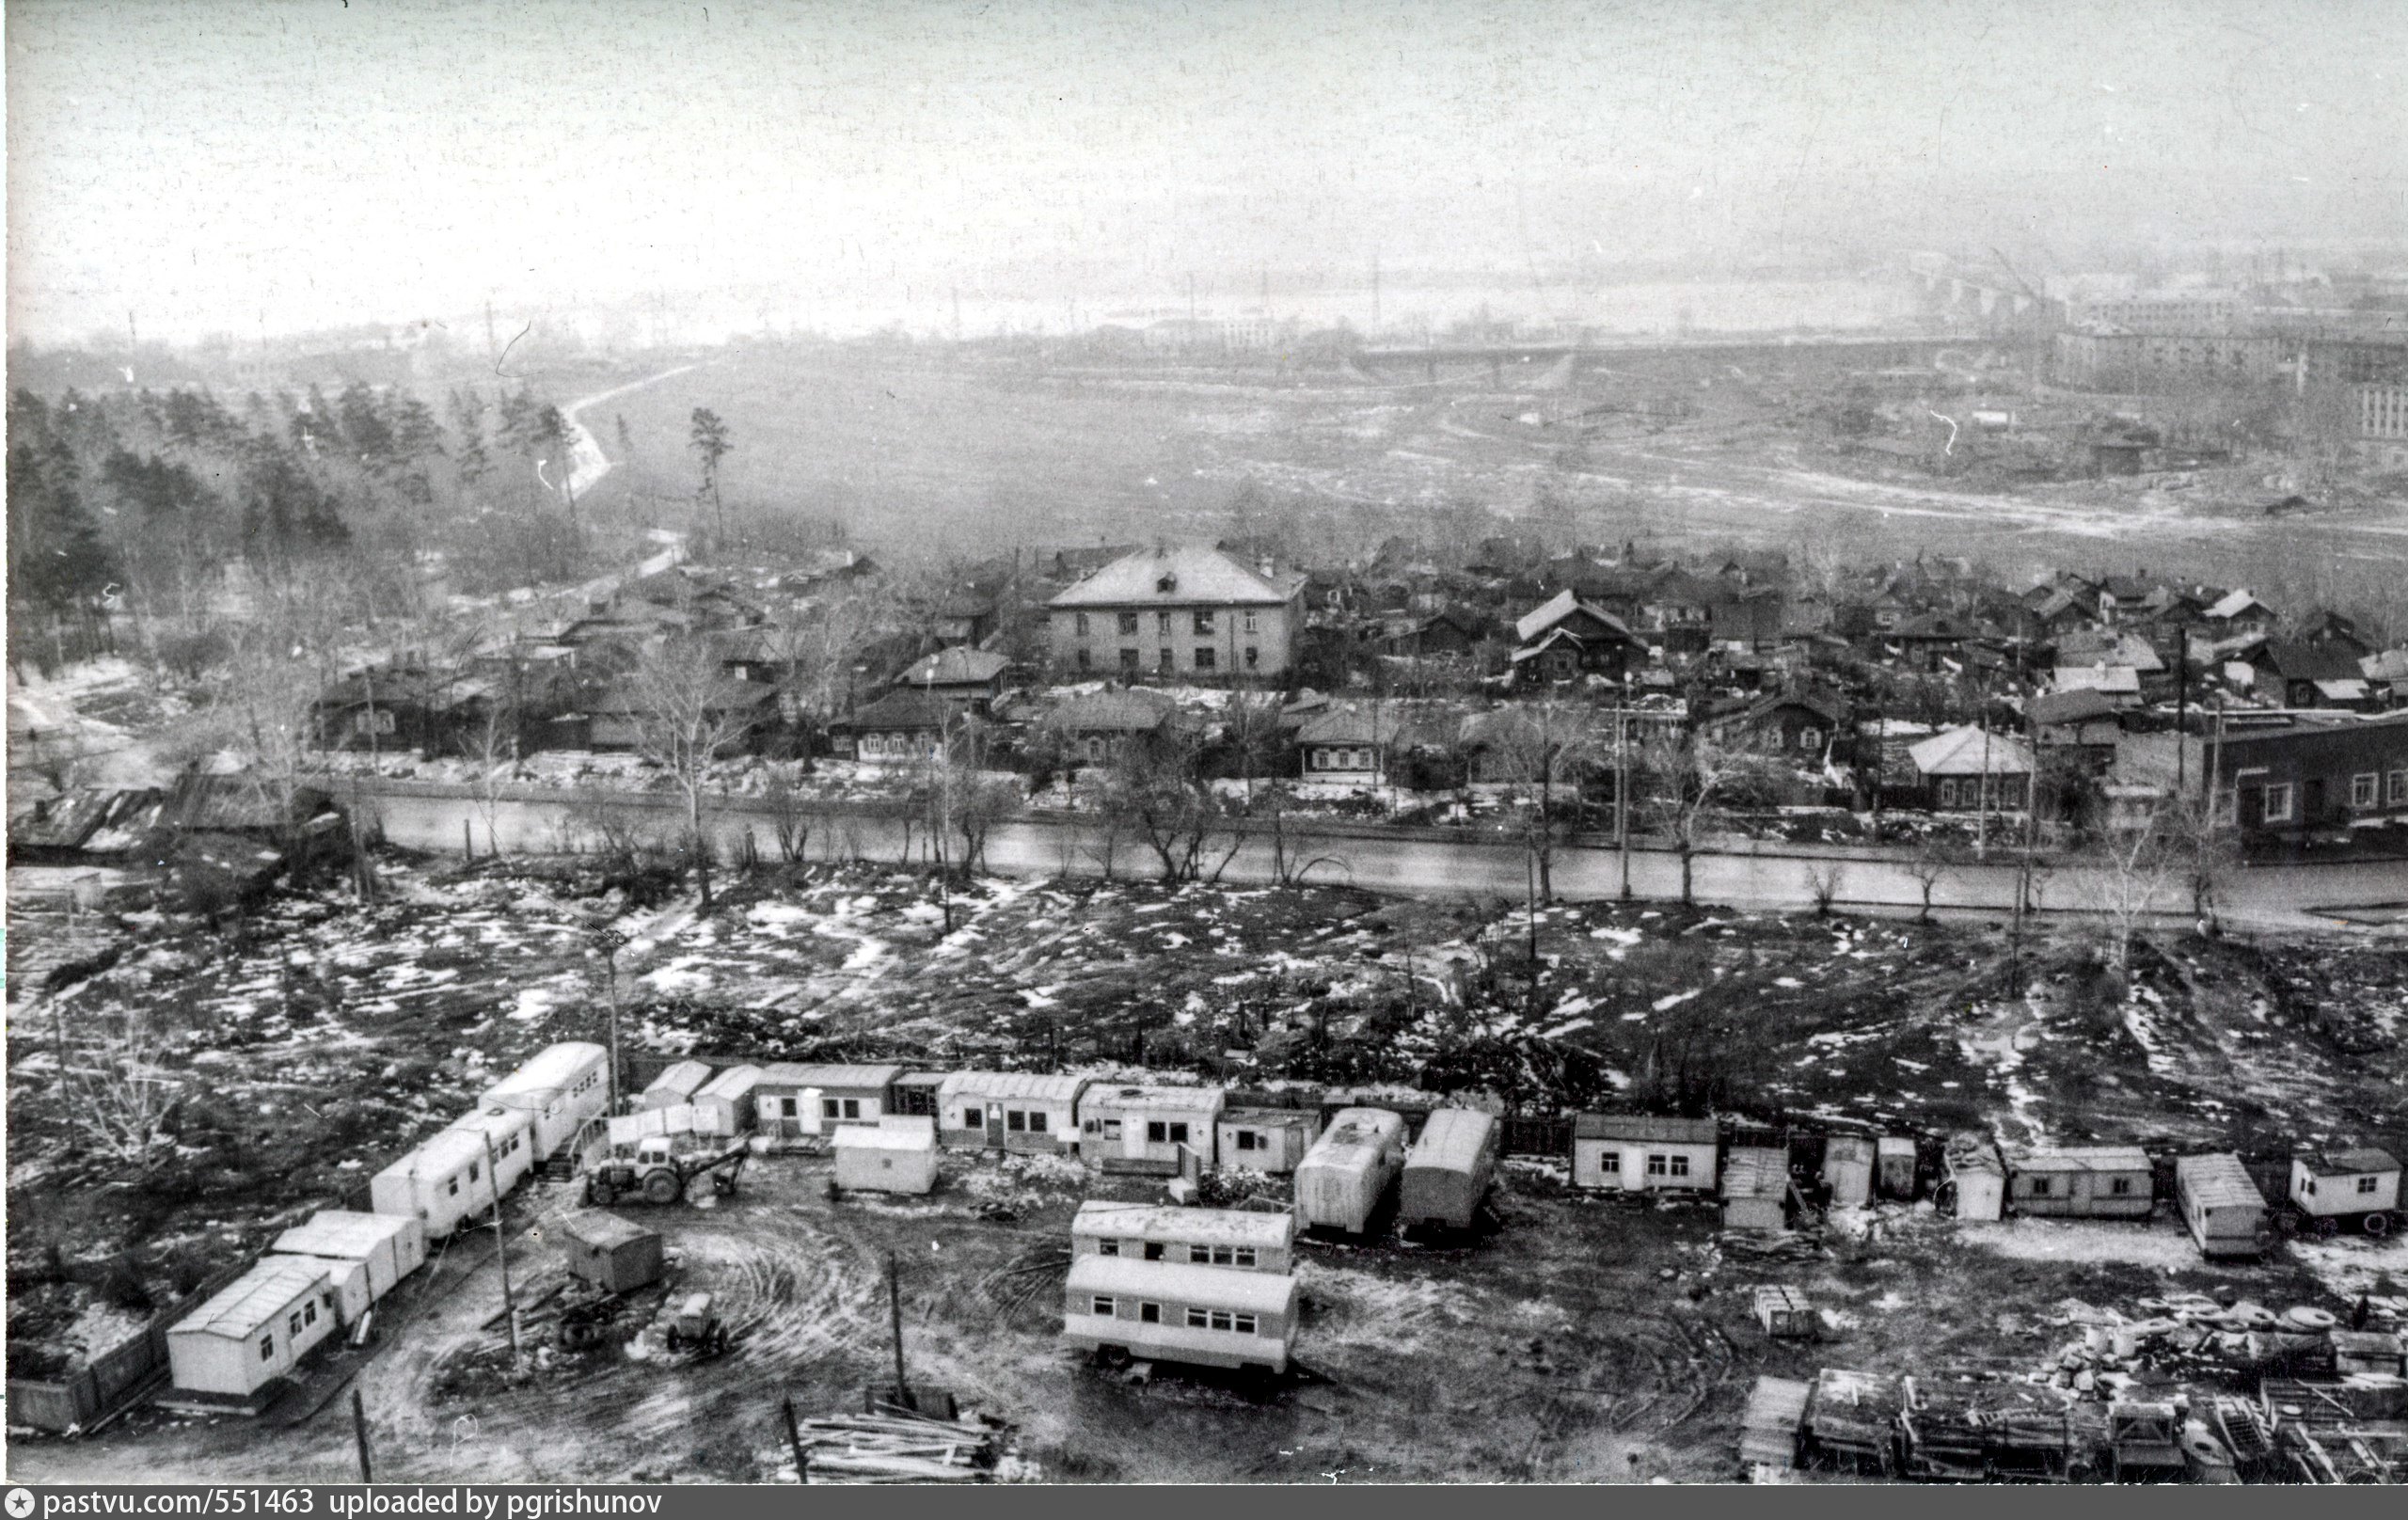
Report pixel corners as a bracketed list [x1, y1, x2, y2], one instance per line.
[1615, 706, 1632, 900]
[350, 1385, 374, 1482]
[886, 1253, 911, 1409]
[591, 926, 628, 1110]
[483, 1132, 519, 1361]
[781, 1394, 810, 1483]
[2174, 641, 2190, 795]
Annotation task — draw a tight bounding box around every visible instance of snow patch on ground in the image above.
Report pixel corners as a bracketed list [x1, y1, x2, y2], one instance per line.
[1956, 1217, 2204, 1272]
[2289, 1234, 2408, 1302]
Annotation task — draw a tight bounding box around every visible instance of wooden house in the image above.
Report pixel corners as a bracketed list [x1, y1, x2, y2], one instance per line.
[1062, 1256, 1298, 1373]
[1571, 1114, 1718, 1194]
[1077, 1085, 1225, 1175]
[1070, 1202, 1296, 1275]
[1721, 1148, 1794, 1233]
[892, 647, 1014, 714]
[935, 1071, 1087, 1154]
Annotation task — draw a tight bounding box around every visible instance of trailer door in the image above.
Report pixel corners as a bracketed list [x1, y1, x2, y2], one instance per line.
[986, 1101, 1006, 1148]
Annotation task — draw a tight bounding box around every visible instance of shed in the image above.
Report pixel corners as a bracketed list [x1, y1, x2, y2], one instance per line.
[1294, 1108, 1407, 1235]
[690, 1064, 763, 1136]
[832, 1118, 940, 1195]
[1072, 1202, 1296, 1275]
[1400, 1109, 1500, 1233]
[755, 1062, 904, 1134]
[1753, 1286, 1817, 1339]
[937, 1071, 1088, 1154]
[479, 1041, 610, 1162]
[166, 1258, 339, 1399]
[1215, 1105, 1323, 1176]
[1823, 1136, 1874, 1209]
[557, 1211, 665, 1295]
[641, 1059, 713, 1111]
[269, 1211, 427, 1303]
[1943, 1132, 2006, 1222]
[268, 1253, 372, 1327]
[2174, 1153, 2270, 1259]
[1061, 1256, 1298, 1373]
[1721, 1148, 1793, 1234]
[1571, 1113, 1719, 1193]
[1077, 1085, 1227, 1175]
[2004, 1144, 2154, 1219]
[1876, 1135, 1919, 1199]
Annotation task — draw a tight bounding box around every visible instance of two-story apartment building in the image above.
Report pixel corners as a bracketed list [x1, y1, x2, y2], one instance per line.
[1047, 546, 1307, 679]
[2205, 711, 2408, 842]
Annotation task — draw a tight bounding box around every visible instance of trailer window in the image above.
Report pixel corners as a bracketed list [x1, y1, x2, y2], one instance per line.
[1646, 1154, 1667, 1177]
[965, 1109, 983, 1131]
[2029, 1177, 2052, 1196]
[2262, 783, 2293, 823]
[1148, 1121, 1166, 1143]
[447, 1179, 459, 1196]
[288, 1312, 303, 1337]
[2353, 772, 2380, 809]
[1596, 1151, 1621, 1173]
[2110, 1178, 2132, 1195]
[1140, 1303, 1161, 1324]
[304, 1301, 317, 1326]
[1668, 1155, 1690, 1178]
[2361, 1176, 2381, 1195]
[1090, 1296, 1114, 1317]
[1006, 1110, 1027, 1132]
[2391, 769, 2408, 806]
[1233, 1248, 1257, 1268]
[1186, 1308, 1211, 1329]
[1209, 1311, 1234, 1332]
[1028, 1111, 1048, 1132]
[468, 1161, 480, 1183]
[1235, 1130, 1259, 1151]
[1143, 1242, 1165, 1261]
[1233, 1314, 1259, 1335]
[261, 1334, 276, 1361]
[825, 1099, 843, 1120]
[1098, 1240, 1118, 1257]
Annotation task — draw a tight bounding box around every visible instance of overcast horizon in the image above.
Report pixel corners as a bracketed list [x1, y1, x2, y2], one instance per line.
[9, 0, 2408, 347]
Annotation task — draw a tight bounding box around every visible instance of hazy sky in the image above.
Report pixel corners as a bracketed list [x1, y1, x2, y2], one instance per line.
[8, 0, 2406, 343]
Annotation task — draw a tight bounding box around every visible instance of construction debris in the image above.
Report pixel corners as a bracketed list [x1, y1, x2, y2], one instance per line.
[786, 1404, 1017, 1484]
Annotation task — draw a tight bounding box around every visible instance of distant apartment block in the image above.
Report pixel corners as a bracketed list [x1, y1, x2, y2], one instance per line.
[1046, 545, 1307, 678]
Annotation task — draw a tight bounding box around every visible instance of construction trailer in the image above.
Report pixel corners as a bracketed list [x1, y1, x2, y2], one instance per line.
[608, 1104, 704, 1151]
[371, 1113, 531, 1239]
[1876, 1135, 1919, 1199]
[2003, 1144, 2154, 1219]
[1077, 1085, 1227, 1175]
[269, 1210, 427, 1303]
[689, 1064, 764, 1137]
[1071, 1202, 1296, 1275]
[2283, 1148, 2401, 1238]
[1822, 1135, 1874, 1209]
[446, 1104, 536, 1195]
[1293, 1108, 1408, 1235]
[1061, 1255, 1297, 1374]
[1941, 1132, 2006, 1222]
[890, 1069, 947, 1118]
[266, 1252, 372, 1328]
[1215, 1105, 1323, 1175]
[557, 1211, 665, 1295]
[165, 1258, 340, 1401]
[757, 1062, 905, 1134]
[1400, 1109, 1499, 1234]
[935, 1070, 1087, 1154]
[640, 1059, 713, 1110]
[1570, 1113, 1719, 1194]
[480, 1041, 610, 1163]
[1721, 1148, 1794, 1234]
[2174, 1152, 2272, 1259]
[832, 1117, 940, 1195]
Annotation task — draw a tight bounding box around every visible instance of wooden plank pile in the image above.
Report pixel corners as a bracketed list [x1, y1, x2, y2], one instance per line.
[793, 1404, 1004, 1483]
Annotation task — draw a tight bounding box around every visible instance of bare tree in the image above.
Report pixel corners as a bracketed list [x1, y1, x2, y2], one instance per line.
[55, 1002, 180, 1166]
[1098, 727, 1243, 885]
[2085, 800, 2188, 991]
[1903, 836, 1954, 923]
[1482, 694, 1607, 900]
[1803, 860, 1846, 917]
[624, 634, 756, 910]
[1637, 724, 1773, 906]
[761, 767, 811, 864]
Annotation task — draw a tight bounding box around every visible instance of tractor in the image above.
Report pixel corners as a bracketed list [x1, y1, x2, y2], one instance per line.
[662, 1291, 729, 1355]
[583, 1135, 749, 1208]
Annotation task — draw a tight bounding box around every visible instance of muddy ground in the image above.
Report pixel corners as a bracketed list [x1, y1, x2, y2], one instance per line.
[10, 1145, 2405, 1484]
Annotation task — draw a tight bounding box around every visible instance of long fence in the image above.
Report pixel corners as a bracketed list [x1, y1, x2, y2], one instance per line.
[7, 1257, 254, 1433]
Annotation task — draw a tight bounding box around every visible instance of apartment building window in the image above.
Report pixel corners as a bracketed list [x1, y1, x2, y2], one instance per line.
[1119, 648, 1138, 671]
[1244, 610, 1259, 633]
[1118, 611, 1139, 635]
[2353, 772, 2381, 808]
[1195, 647, 1216, 671]
[1075, 648, 1092, 671]
[1074, 612, 1091, 635]
[1244, 646, 1259, 668]
[1194, 610, 1215, 634]
[1157, 610, 1171, 633]
[2389, 769, 2407, 805]
[1159, 649, 1175, 673]
[2263, 783, 2294, 823]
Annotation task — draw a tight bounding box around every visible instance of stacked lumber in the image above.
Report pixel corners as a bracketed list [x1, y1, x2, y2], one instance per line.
[795, 1407, 1003, 1483]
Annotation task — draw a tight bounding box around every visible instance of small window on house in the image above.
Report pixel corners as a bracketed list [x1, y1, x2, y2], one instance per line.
[1158, 649, 1175, 673]
[1236, 1129, 1259, 1151]
[1233, 1313, 1259, 1335]
[2360, 1176, 2381, 1195]
[304, 1300, 318, 1325]
[2352, 772, 2380, 809]
[1244, 646, 1259, 668]
[1006, 1110, 1027, 1132]
[1028, 1110, 1049, 1132]
[1596, 1150, 1621, 1173]
[1668, 1155, 1691, 1178]
[1118, 648, 1138, 671]
[1074, 613, 1091, 635]
[1646, 1153, 1669, 1178]
[1147, 1120, 1167, 1144]
[1194, 610, 1215, 634]
[1244, 611, 1259, 633]
[2263, 783, 2294, 823]
[1140, 1302, 1162, 1323]
[1195, 646, 1216, 671]
[289, 1311, 304, 1337]
[1167, 1123, 1189, 1146]
[1157, 610, 1172, 632]
[1118, 611, 1139, 635]
[2388, 769, 2407, 806]
[2110, 1177, 2133, 1195]
[1799, 727, 1821, 752]
[1091, 1296, 1115, 1316]
[1144, 1242, 1165, 1261]
[261, 1333, 276, 1361]
[447, 1178, 459, 1196]
[2029, 1177, 2052, 1196]
[2305, 1178, 2319, 1196]
[1938, 779, 1959, 808]
[1075, 648, 1093, 671]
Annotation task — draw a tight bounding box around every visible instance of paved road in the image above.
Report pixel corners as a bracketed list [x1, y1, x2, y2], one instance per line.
[356, 783, 2407, 936]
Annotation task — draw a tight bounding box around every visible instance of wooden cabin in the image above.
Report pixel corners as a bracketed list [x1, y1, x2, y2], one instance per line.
[936, 1071, 1088, 1155]
[2004, 1145, 2153, 1219]
[1077, 1085, 1226, 1175]
[1294, 1108, 1407, 1235]
[1571, 1114, 1719, 1194]
[1721, 1148, 1793, 1234]
[2174, 1153, 2270, 1259]
[1062, 1257, 1298, 1374]
[1070, 1202, 1296, 1275]
[1400, 1109, 1499, 1234]
[1214, 1105, 1323, 1176]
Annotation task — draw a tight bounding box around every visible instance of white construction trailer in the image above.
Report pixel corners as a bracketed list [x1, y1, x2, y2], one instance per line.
[269, 1252, 372, 1327]
[166, 1258, 339, 1400]
[2283, 1148, 2401, 1238]
[1215, 1106, 1323, 1175]
[690, 1064, 763, 1136]
[269, 1211, 427, 1303]
[832, 1118, 940, 1195]
[480, 1041, 610, 1162]
[1062, 1256, 1298, 1373]
[1077, 1085, 1227, 1175]
[370, 1111, 532, 1240]
[2174, 1153, 2271, 1259]
[1070, 1202, 1297, 1275]
[1400, 1109, 1499, 1234]
[641, 1059, 714, 1111]
[1294, 1108, 1407, 1235]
